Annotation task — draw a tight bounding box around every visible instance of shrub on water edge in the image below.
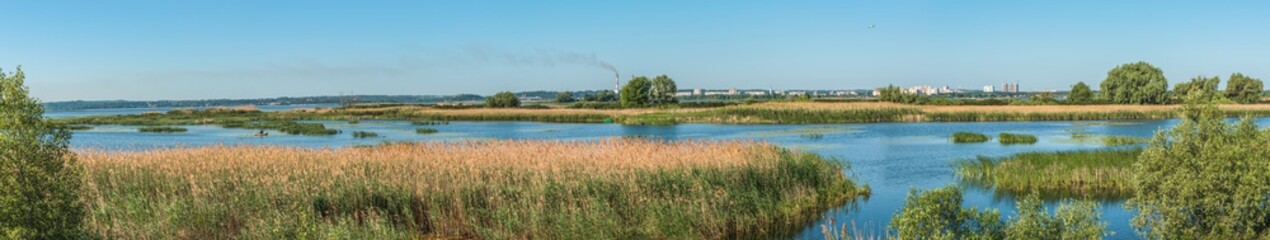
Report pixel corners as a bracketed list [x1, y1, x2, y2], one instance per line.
[889, 187, 1107, 239]
[998, 133, 1037, 144]
[952, 132, 989, 143]
[415, 128, 438, 134]
[138, 126, 187, 133]
[352, 131, 378, 138]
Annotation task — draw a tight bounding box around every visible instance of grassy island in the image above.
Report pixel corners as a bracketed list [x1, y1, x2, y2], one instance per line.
[77, 139, 869, 239]
[955, 149, 1140, 199]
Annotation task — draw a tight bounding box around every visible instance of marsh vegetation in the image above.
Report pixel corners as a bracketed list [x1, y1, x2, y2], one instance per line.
[76, 139, 869, 239]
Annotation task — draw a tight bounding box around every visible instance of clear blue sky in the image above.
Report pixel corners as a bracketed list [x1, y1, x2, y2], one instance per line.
[4, 1, 1269, 101]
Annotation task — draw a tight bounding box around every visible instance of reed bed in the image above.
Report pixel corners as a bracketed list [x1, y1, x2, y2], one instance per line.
[952, 132, 989, 143]
[351, 131, 378, 138]
[415, 128, 438, 134]
[137, 126, 187, 133]
[955, 149, 1140, 199]
[998, 133, 1038, 144]
[77, 139, 868, 239]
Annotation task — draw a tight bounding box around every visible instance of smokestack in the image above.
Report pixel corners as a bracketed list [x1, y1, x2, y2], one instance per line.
[614, 72, 620, 94]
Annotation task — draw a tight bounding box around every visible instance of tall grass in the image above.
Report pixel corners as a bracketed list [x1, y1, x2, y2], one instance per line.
[998, 133, 1037, 144]
[77, 139, 869, 239]
[351, 131, 378, 138]
[952, 132, 989, 143]
[955, 149, 1140, 199]
[137, 126, 187, 133]
[415, 128, 438, 134]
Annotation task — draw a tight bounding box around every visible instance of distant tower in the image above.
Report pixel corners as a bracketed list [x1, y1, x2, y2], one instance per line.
[614, 73, 620, 94]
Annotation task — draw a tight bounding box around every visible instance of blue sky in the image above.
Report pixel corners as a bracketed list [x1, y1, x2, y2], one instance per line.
[3, 1, 1269, 101]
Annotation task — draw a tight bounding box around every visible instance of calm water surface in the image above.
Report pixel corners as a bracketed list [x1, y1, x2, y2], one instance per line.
[58, 110, 1256, 239]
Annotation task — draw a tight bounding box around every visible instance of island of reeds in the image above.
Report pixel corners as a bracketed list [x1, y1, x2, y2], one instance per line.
[77, 139, 869, 239]
[955, 149, 1140, 199]
[997, 132, 1038, 144]
[951, 132, 989, 143]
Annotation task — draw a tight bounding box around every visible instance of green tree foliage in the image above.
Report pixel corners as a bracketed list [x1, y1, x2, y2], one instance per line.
[890, 187, 1005, 239]
[650, 75, 678, 104]
[1029, 92, 1056, 104]
[0, 66, 86, 238]
[1225, 73, 1264, 104]
[554, 91, 575, 103]
[1127, 102, 1270, 239]
[878, 85, 927, 104]
[1068, 82, 1092, 104]
[890, 187, 1107, 240]
[594, 90, 617, 102]
[620, 76, 652, 107]
[1099, 62, 1169, 104]
[1004, 195, 1107, 240]
[484, 91, 520, 108]
[1173, 76, 1221, 103]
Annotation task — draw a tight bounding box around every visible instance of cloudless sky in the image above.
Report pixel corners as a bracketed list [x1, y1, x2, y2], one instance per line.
[4, 1, 1270, 101]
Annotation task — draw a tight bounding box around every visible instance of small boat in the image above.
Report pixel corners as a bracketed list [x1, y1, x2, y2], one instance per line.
[255, 130, 269, 137]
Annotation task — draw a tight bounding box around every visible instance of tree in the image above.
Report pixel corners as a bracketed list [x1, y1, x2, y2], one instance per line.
[1225, 73, 1263, 104]
[0, 66, 85, 238]
[1068, 81, 1092, 104]
[484, 91, 520, 108]
[1099, 62, 1169, 104]
[620, 76, 652, 107]
[554, 91, 575, 103]
[1173, 76, 1221, 103]
[594, 90, 617, 102]
[1127, 102, 1270, 239]
[650, 75, 678, 104]
[878, 85, 926, 104]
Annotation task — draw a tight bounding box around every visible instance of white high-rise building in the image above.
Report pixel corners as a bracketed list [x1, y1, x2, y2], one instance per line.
[983, 85, 994, 93]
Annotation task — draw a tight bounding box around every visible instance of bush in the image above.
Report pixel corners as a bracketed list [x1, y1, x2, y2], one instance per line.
[998, 133, 1037, 144]
[0, 66, 86, 238]
[1127, 103, 1270, 239]
[890, 187, 1106, 239]
[138, 126, 188, 133]
[351, 131, 379, 138]
[952, 132, 989, 143]
[485, 91, 520, 108]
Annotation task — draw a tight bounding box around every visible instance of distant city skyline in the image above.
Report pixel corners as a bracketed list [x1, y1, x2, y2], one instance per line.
[4, 1, 1270, 101]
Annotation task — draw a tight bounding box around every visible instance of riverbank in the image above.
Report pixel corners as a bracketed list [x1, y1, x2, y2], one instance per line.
[54, 102, 1270, 126]
[77, 139, 868, 239]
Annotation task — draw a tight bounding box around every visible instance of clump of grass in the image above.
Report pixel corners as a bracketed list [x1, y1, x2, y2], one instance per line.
[998, 132, 1037, 144]
[415, 128, 438, 134]
[66, 125, 93, 131]
[800, 133, 825, 140]
[1100, 135, 1147, 146]
[351, 131, 378, 138]
[76, 139, 869, 239]
[952, 132, 989, 143]
[411, 119, 449, 125]
[220, 121, 340, 136]
[137, 126, 187, 133]
[347, 119, 360, 124]
[955, 149, 1140, 199]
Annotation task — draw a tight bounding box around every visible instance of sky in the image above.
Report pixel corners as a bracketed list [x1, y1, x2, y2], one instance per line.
[3, 1, 1270, 101]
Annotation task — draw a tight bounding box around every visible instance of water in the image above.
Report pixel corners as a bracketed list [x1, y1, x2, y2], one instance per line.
[63, 114, 1257, 239]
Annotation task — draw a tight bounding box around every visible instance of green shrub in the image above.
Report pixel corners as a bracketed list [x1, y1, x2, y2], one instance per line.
[0, 66, 86, 238]
[952, 132, 989, 143]
[998, 133, 1037, 144]
[485, 91, 520, 108]
[1128, 103, 1270, 239]
[351, 131, 379, 138]
[138, 126, 188, 133]
[415, 128, 438, 134]
[889, 187, 1106, 239]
